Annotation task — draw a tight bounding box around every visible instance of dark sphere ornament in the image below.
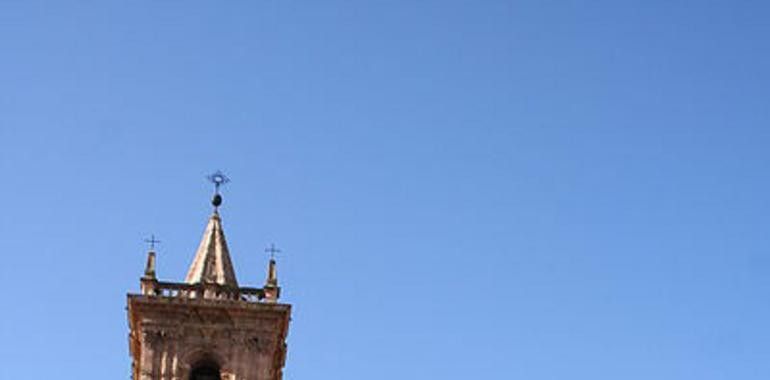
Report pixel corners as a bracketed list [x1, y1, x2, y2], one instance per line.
[212, 194, 223, 207]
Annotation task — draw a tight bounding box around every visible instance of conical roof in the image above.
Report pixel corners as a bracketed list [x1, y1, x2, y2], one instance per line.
[185, 212, 239, 287]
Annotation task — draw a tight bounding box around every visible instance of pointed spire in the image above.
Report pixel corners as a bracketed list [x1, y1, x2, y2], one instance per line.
[143, 250, 156, 279]
[185, 172, 238, 287]
[264, 244, 281, 302]
[140, 235, 160, 295]
[266, 258, 278, 288]
[185, 212, 239, 287]
[140, 249, 158, 296]
[142, 235, 160, 280]
[264, 258, 279, 302]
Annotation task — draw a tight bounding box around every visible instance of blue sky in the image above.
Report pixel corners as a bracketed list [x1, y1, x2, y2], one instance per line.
[1, 1, 769, 379]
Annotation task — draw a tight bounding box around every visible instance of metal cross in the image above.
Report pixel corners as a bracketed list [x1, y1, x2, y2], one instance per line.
[144, 234, 161, 251]
[207, 170, 230, 193]
[265, 243, 281, 260]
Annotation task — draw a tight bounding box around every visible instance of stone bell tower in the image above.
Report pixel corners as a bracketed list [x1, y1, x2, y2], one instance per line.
[127, 173, 291, 380]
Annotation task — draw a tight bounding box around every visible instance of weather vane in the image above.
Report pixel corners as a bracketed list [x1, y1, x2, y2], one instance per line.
[265, 243, 282, 260]
[144, 234, 161, 251]
[207, 170, 230, 209]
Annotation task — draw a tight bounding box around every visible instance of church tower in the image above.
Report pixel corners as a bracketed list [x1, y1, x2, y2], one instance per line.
[127, 174, 291, 380]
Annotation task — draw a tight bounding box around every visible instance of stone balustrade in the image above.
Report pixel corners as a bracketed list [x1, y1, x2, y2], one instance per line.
[141, 279, 267, 303]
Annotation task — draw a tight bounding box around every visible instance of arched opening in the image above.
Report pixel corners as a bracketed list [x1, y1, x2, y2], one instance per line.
[189, 360, 221, 380]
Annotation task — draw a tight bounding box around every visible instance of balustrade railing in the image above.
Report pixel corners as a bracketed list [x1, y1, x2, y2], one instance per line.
[141, 280, 267, 303]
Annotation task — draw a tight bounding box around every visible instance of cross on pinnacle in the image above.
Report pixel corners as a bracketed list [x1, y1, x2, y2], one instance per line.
[144, 234, 161, 251]
[265, 243, 281, 260]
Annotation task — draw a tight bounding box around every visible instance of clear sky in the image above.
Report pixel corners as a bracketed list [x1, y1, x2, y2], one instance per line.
[1, 1, 769, 379]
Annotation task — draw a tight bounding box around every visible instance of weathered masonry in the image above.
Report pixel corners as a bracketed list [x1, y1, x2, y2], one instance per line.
[127, 175, 291, 380]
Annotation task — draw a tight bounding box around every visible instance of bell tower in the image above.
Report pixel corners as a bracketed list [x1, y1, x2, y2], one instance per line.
[127, 173, 291, 380]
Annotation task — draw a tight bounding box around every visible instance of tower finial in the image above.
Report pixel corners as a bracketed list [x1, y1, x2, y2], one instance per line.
[207, 170, 230, 211]
[142, 234, 160, 280]
[264, 243, 281, 302]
